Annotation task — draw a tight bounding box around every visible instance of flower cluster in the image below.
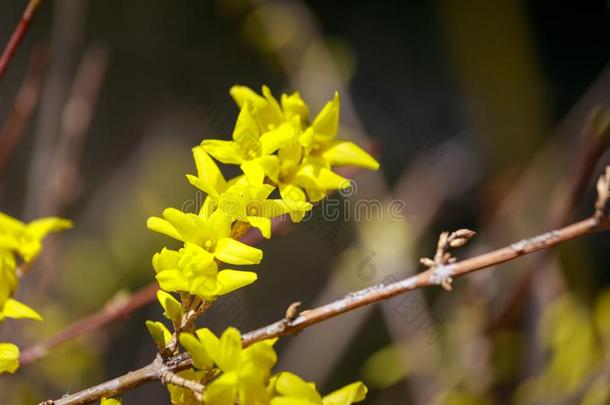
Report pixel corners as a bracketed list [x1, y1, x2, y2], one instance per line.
[0, 211, 71, 374]
[145, 85, 378, 404]
[174, 327, 367, 405]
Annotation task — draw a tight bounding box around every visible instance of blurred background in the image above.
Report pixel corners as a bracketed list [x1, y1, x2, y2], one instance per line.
[1, 0, 610, 403]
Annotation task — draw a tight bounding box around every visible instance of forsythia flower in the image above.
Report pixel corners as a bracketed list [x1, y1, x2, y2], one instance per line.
[0, 211, 72, 262]
[177, 327, 367, 405]
[148, 209, 262, 265]
[268, 372, 367, 405]
[152, 244, 257, 300]
[179, 327, 277, 405]
[186, 147, 310, 237]
[202, 92, 294, 183]
[220, 85, 379, 206]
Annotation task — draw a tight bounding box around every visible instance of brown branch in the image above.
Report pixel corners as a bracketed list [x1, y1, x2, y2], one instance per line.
[45, 170, 610, 404]
[0, 0, 43, 81]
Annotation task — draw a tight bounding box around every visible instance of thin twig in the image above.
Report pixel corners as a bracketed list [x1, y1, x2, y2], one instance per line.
[160, 369, 205, 396]
[45, 170, 610, 404]
[19, 283, 158, 367]
[42, 44, 109, 216]
[0, 44, 45, 179]
[0, 0, 42, 81]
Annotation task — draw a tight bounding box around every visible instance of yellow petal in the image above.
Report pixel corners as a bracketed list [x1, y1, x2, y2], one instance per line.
[2, 298, 42, 321]
[0, 343, 19, 374]
[196, 328, 220, 356]
[322, 382, 367, 405]
[216, 270, 257, 295]
[214, 237, 263, 265]
[0, 235, 19, 251]
[281, 91, 309, 121]
[260, 126, 294, 155]
[275, 372, 321, 402]
[147, 217, 182, 242]
[179, 332, 213, 370]
[26, 217, 73, 240]
[247, 216, 271, 239]
[261, 85, 284, 124]
[233, 102, 261, 147]
[320, 141, 379, 170]
[243, 340, 278, 374]
[156, 270, 190, 292]
[0, 212, 26, 235]
[240, 159, 265, 185]
[311, 92, 339, 142]
[279, 184, 310, 222]
[243, 156, 280, 185]
[295, 163, 350, 191]
[202, 139, 243, 165]
[161, 208, 201, 244]
[156, 290, 183, 323]
[204, 371, 239, 405]
[188, 146, 228, 197]
[279, 138, 303, 173]
[152, 248, 181, 273]
[216, 327, 242, 372]
[230, 85, 266, 109]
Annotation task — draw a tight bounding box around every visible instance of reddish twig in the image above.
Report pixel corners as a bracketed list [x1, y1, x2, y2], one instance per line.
[0, 0, 43, 81]
[0, 44, 45, 178]
[19, 283, 158, 367]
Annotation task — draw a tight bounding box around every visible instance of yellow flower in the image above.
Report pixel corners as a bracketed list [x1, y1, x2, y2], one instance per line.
[268, 372, 367, 405]
[230, 85, 308, 130]
[186, 147, 311, 234]
[147, 209, 262, 265]
[0, 211, 72, 262]
[223, 86, 379, 204]
[152, 243, 257, 300]
[202, 101, 293, 184]
[292, 93, 379, 202]
[217, 181, 309, 239]
[0, 342, 19, 374]
[179, 327, 277, 405]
